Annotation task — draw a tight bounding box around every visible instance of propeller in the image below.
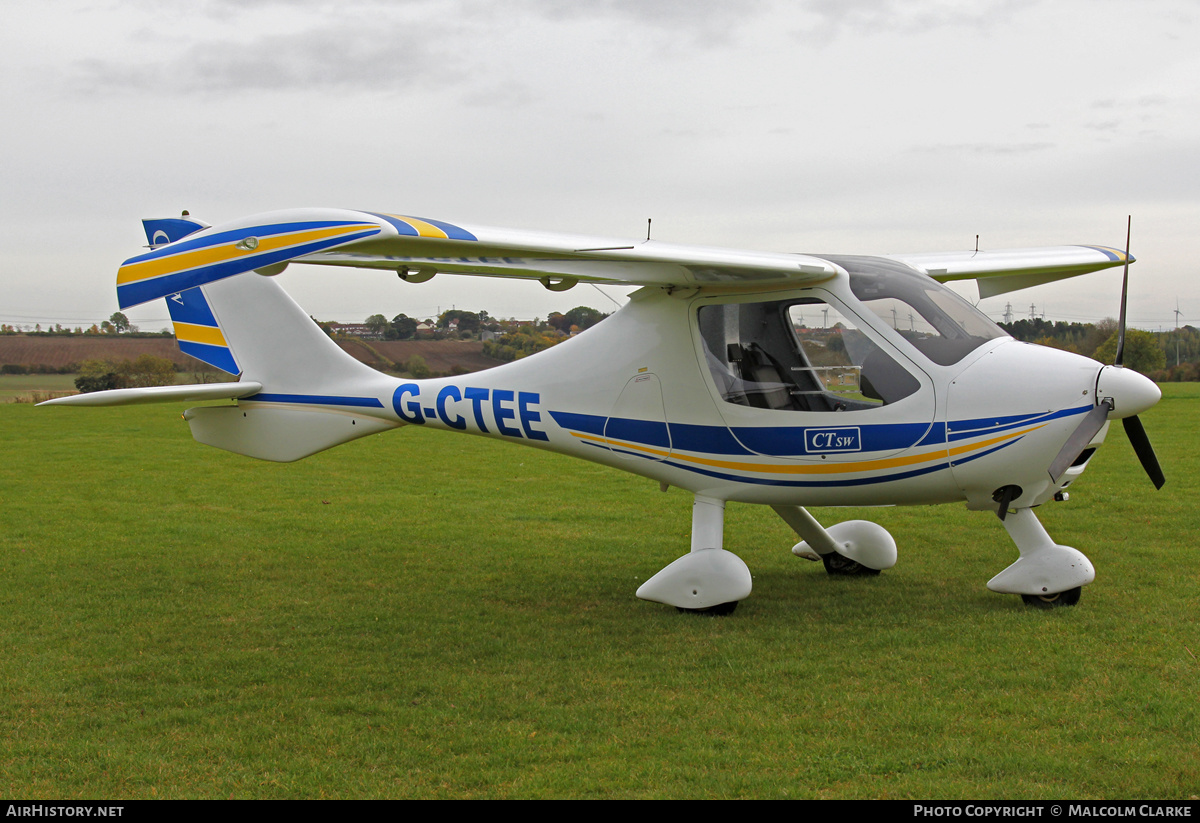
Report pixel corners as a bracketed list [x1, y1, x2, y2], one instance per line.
[1047, 216, 1165, 490]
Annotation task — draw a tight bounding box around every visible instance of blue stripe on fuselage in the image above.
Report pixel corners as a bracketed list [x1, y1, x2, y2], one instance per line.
[548, 411, 944, 457]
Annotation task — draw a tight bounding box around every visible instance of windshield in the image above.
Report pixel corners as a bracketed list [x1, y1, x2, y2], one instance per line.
[823, 256, 1008, 366]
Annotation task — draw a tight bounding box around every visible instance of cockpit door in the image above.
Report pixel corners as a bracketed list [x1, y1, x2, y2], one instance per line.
[604, 372, 671, 461]
[694, 289, 938, 462]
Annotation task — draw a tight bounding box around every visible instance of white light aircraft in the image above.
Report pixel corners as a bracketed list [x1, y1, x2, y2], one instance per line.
[43, 209, 1165, 613]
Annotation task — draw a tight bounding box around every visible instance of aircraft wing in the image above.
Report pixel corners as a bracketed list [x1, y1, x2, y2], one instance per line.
[116, 208, 841, 309]
[885, 245, 1132, 299]
[115, 208, 1133, 309]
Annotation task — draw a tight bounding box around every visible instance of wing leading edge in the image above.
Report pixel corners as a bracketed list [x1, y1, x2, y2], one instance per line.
[115, 207, 1132, 309]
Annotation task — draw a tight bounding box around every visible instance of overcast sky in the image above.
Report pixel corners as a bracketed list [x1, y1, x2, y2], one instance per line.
[3, 0, 1197, 332]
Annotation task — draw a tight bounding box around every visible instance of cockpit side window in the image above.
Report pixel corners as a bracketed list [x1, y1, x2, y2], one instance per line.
[698, 297, 920, 412]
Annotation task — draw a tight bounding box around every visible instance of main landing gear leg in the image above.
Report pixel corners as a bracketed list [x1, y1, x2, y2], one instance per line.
[988, 507, 1093, 608]
[636, 495, 751, 615]
[772, 505, 897, 576]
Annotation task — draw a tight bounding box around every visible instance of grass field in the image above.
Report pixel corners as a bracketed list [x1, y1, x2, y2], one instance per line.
[2, 386, 1197, 798]
[0, 374, 79, 402]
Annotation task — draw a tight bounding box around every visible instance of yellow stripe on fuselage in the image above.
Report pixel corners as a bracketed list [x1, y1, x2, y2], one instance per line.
[117, 224, 374, 285]
[571, 425, 1044, 475]
[173, 322, 228, 347]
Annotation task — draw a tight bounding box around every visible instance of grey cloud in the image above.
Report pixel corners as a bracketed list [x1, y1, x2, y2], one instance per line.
[459, 81, 536, 110]
[912, 141, 1055, 155]
[518, 0, 771, 45]
[73, 21, 463, 95]
[1092, 94, 1171, 110]
[69, 0, 763, 98]
[792, 0, 1038, 42]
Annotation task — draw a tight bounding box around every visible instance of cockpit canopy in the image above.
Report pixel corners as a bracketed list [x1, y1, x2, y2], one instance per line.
[835, 256, 1008, 367]
[697, 258, 1008, 413]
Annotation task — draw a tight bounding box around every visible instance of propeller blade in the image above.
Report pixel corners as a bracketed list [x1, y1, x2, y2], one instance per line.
[1114, 215, 1131, 367]
[1122, 415, 1166, 489]
[1048, 400, 1112, 483]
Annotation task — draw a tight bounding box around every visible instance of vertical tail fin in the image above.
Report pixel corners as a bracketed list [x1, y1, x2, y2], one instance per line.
[168, 273, 385, 396]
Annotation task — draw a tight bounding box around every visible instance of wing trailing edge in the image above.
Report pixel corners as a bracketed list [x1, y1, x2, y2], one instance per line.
[886, 245, 1132, 299]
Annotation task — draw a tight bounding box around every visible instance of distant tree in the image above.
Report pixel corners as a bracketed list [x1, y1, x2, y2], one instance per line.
[437, 310, 481, 334]
[75, 359, 121, 393]
[74, 355, 177, 391]
[1092, 329, 1166, 375]
[548, 306, 608, 333]
[1081, 318, 1118, 359]
[364, 314, 390, 337]
[390, 313, 418, 340]
[481, 325, 565, 362]
[109, 312, 134, 333]
[75, 373, 120, 393]
[1032, 335, 1078, 354]
[118, 354, 178, 388]
[405, 355, 432, 379]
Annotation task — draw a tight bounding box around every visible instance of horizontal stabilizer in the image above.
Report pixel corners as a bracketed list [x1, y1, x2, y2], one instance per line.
[38, 382, 263, 407]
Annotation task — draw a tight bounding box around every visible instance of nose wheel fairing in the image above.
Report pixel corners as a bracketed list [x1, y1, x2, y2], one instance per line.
[988, 508, 1094, 599]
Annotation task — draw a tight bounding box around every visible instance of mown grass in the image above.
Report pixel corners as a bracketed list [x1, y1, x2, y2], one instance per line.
[1, 386, 1197, 798]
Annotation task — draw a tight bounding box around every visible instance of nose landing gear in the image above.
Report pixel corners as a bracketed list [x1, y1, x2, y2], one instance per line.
[989, 508, 1093, 608]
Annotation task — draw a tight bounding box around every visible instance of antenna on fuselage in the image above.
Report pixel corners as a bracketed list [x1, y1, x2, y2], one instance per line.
[646, 219, 652, 242]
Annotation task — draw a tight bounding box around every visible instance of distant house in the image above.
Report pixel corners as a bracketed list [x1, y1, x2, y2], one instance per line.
[328, 323, 378, 339]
